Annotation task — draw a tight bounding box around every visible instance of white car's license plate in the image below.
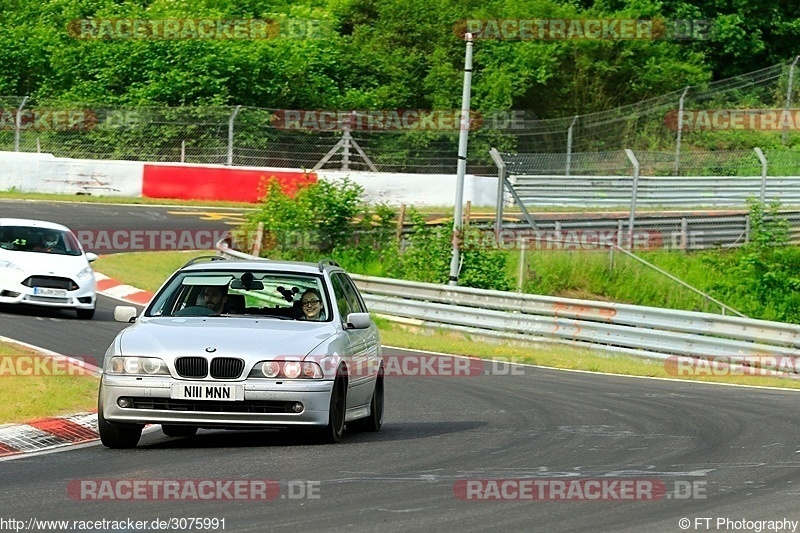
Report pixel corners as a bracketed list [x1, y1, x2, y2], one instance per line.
[33, 287, 67, 297]
[170, 383, 244, 401]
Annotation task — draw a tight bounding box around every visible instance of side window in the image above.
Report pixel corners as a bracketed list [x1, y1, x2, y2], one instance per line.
[331, 272, 365, 318]
[341, 275, 367, 313]
[330, 274, 353, 323]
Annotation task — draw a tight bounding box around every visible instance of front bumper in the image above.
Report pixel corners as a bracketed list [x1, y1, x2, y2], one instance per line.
[0, 278, 96, 310]
[100, 375, 334, 428]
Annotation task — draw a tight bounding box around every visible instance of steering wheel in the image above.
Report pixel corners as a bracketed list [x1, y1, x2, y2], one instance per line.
[174, 306, 216, 317]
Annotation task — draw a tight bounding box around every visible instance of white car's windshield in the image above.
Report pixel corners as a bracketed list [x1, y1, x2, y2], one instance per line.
[0, 226, 83, 256]
[147, 270, 331, 320]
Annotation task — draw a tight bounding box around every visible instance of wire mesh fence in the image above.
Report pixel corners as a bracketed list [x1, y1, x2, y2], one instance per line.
[500, 150, 786, 177]
[2, 58, 800, 175]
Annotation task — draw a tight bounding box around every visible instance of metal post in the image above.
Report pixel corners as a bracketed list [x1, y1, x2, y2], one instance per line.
[14, 96, 28, 152]
[490, 147, 506, 242]
[680, 217, 688, 251]
[754, 147, 768, 204]
[227, 105, 242, 166]
[181, 140, 186, 163]
[448, 33, 474, 286]
[516, 235, 526, 292]
[609, 242, 614, 273]
[566, 115, 578, 176]
[625, 149, 640, 250]
[674, 86, 690, 175]
[744, 215, 750, 244]
[783, 56, 799, 145]
[342, 128, 351, 171]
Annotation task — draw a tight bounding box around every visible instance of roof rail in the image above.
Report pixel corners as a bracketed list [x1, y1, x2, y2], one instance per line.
[182, 255, 227, 268]
[318, 258, 340, 272]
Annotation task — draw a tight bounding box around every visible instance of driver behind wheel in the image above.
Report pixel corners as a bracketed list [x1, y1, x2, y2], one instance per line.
[201, 285, 228, 314]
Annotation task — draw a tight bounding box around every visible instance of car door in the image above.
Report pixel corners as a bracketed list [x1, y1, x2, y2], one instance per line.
[330, 272, 373, 409]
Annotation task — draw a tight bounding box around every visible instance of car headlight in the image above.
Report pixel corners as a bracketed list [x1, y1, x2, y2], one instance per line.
[0, 260, 23, 272]
[106, 356, 169, 375]
[261, 361, 280, 378]
[249, 360, 323, 379]
[77, 266, 94, 280]
[283, 361, 301, 378]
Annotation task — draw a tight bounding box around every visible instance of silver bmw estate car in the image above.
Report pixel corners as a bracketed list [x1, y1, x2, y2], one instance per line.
[98, 256, 384, 448]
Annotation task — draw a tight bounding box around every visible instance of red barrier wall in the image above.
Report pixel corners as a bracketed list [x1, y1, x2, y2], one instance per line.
[142, 164, 317, 203]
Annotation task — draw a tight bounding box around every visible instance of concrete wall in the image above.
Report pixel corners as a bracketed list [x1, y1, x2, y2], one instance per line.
[0, 152, 144, 197]
[0, 151, 499, 207]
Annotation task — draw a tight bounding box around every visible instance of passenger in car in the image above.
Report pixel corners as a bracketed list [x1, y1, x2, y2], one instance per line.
[299, 288, 326, 321]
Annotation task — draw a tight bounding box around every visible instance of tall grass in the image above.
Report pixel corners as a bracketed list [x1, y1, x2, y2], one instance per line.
[504, 248, 732, 312]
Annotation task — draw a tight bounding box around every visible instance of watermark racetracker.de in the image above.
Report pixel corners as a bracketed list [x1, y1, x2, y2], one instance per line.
[67, 18, 333, 40]
[454, 18, 712, 40]
[67, 478, 321, 500]
[453, 478, 707, 501]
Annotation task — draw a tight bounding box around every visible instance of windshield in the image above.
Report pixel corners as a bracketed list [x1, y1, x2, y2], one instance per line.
[0, 226, 83, 256]
[147, 269, 331, 321]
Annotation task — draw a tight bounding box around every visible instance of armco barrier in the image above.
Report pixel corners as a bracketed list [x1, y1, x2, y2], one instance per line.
[510, 175, 800, 207]
[216, 242, 800, 369]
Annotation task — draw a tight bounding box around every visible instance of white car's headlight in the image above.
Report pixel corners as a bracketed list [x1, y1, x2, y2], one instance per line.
[77, 266, 94, 280]
[107, 356, 169, 375]
[0, 260, 23, 272]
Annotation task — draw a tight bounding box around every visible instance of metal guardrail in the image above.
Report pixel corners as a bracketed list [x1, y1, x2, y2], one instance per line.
[489, 211, 800, 250]
[217, 242, 800, 370]
[350, 275, 800, 369]
[394, 210, 800, 251]
[509, 175, 800, 207]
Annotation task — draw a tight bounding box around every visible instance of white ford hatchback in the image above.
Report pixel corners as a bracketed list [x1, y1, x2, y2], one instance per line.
[0, 218, 97, 319]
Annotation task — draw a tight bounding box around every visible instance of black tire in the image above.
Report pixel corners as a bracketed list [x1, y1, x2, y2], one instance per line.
[348, 366, 384, 432]
[97, 404, 143, 449]
[315, 369, 347, 444]
[76, 308, 95, 319]
[161, 425, 198, 438]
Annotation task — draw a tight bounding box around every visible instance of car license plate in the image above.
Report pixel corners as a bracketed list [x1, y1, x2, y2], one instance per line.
[170, 383, 244, 401]
[33, 287, 67, 297]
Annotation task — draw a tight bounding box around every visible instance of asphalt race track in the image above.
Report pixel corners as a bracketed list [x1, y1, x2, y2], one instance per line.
[1, 200, 799, 532]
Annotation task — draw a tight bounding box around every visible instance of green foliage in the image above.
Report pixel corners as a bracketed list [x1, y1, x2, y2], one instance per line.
[330, 203, 399, 275]
[242, 183, 513, 290]
[704, 199, 800, 322]
[385, 210, 514, 290]
[3, 0, 792, 116]
[245, 176, 364, 257]
[385, 210, 452, 284]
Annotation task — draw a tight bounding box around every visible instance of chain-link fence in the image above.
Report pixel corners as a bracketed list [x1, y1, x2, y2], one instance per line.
[2, 58, 800, 175]
[500, 149, 800, 177]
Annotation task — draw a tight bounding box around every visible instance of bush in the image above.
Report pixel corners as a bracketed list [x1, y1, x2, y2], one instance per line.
[242, 176, 365, 259]
[705, 199, 800, 322]
[387, 210, 514, 291]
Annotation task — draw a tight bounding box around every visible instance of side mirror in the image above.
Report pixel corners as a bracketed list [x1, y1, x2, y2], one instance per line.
[114, 305, 139, 323]
[345, 312, 372, 330]
[85, 252, 98, 262]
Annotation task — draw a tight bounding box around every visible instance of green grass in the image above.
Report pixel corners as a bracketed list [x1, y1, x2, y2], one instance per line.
[0, 342, 99, 424]
[93, 250, 215, 293]
[507, 248, 732, 313]
[0, 190, 257, 209]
